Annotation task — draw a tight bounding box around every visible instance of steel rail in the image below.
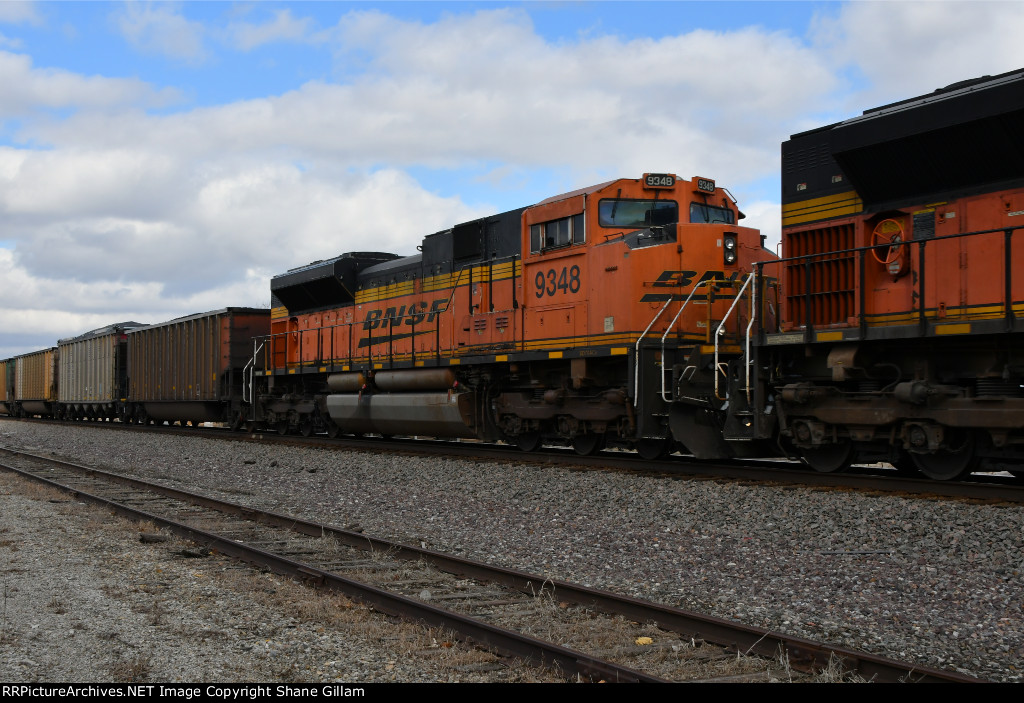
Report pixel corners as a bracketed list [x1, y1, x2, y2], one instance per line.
[4, 418, 1023, 503]
[0, 451, 665, 683]
[0, 447, 983, 683]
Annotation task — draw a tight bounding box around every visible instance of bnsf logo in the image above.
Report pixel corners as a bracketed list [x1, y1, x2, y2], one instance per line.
[651, 270, 743, 288]
[363, 299, 447, 330]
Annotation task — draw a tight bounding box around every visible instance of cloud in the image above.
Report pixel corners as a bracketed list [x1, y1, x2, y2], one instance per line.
[26, 8, 837, 187]
[812, 1, 1024, 107]
[0, 143, 488, 300]
[0, 51, 178, 116]
[0, 32, 23, 50]
[226, 8, 313, 51]
[0, 1, 41, 25]
[112, 2, 207, 64]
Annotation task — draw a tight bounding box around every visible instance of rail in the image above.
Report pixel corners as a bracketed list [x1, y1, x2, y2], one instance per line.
[0, 445, 986, 683]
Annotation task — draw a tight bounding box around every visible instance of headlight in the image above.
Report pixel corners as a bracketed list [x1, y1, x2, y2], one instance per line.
[723, 235, 737, 264]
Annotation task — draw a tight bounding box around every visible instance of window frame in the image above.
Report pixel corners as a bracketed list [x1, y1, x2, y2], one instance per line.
[597, 198, 679, 229]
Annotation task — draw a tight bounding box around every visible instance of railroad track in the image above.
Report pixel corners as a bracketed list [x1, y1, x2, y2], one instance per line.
[0, 446, 981, 683]
[10, 417, 1024, 504]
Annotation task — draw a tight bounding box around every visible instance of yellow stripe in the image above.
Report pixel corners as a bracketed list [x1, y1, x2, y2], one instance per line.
[548, 351, 564, 359]
[357, 261, 523, 303]
[610, 347, 628, 355]
[816, 331, 844, 342]
[935, 323, 971, 335]
[863, 303, 1015, 327]
[782, 190, 863, 226]
[495, 354, 508, 362]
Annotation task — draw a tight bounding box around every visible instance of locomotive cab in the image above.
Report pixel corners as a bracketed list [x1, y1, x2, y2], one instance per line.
[504, 174, 775, 457]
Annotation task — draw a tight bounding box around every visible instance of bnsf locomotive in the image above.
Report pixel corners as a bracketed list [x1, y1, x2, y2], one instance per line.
[2, 69, 1022, 480]
[254, 172, 771, 460]
[719, 68, 1024, 479]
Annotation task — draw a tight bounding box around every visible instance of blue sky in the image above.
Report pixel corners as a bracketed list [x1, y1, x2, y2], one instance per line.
[2, 1, 1023, 356]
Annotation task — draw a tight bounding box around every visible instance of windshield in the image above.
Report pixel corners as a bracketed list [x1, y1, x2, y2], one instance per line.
[690, 202, 736, 224]
[599, 199, 678, 228]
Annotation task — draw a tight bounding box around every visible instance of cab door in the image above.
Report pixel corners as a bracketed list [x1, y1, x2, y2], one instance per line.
[521, 195, 590, 351]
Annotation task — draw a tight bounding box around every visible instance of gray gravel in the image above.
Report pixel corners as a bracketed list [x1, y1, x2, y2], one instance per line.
[1, 419, 1021, 682]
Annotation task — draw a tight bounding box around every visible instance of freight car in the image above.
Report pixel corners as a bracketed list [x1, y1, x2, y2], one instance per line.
[249, 174, 777, 457]
[57, 322, 144, 422]
[0, 358, 14, 416]
[720, 68, 1024, 479]
[9, 348, 57, 418]
[125, 308, 270, 428]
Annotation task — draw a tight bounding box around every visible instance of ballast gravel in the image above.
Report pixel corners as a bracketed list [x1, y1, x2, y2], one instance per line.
[0, 419, 1022, 683]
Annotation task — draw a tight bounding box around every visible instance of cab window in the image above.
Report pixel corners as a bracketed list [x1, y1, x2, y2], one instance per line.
[598, 199, 678, 228]
[530, 214, 585, 253]
[690, 202, 736, 224]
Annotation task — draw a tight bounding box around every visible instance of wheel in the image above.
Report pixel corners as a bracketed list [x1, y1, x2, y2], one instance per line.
[299, 420, 313, 438]
[571, 433, 603, 456]
[276, 421, 289, 436]
[911, 432, 978, 481]
[326, 423, 341, 439]
[514, 432, 541, 452]
[801, 441, 854, 473]
[871, 219, 904, 264]
[637, 437, 672, 461]
[890, 451, 920, 476]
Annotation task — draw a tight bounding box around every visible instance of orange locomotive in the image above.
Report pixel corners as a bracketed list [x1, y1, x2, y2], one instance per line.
[725, 69, 1024, 479]
[253, 174, 776, 457]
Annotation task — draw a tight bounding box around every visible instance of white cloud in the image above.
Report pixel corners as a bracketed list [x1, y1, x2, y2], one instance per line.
[112, 2, 207, 64]
[0, 33, 23, 49]
[0, 1, 41, 25]
[226, 9, 313, 51]
[812, 1, 1024, 107]
[25, 8, 837, 189]
[0, 51, 178, 116]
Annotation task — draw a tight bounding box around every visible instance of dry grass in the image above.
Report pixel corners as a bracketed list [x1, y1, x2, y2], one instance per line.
[108, 653, 152, 683]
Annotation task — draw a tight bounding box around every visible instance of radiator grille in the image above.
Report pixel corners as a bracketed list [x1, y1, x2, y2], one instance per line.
[784, 223, 856, 328]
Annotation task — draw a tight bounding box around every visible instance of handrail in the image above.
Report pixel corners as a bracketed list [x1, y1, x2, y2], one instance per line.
[714, 274, 754, 401]
[743, 271, 757, 405]
[243, 341, 264, 404]
[750, 222, 1019, 337]
[658, 279, 722, 402]
[752, 221, 1021, 268]
[633, 297, 675, 408]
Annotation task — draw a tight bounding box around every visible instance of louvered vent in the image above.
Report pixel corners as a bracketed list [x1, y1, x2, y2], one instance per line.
[784, 223, 856, 328]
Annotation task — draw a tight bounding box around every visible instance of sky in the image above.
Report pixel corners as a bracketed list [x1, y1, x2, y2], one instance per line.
[2, 0, 1024, 357]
